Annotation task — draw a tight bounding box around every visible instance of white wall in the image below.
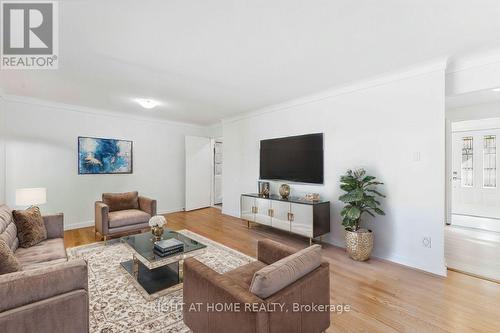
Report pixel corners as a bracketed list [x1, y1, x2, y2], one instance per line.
[222, 65, 447, 275]
[447, 102, 500, 123]
[1, 97, 205, 229]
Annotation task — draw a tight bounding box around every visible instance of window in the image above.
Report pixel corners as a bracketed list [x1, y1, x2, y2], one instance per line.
[483, 135, 496, 188]
[461, 137, 473, 187]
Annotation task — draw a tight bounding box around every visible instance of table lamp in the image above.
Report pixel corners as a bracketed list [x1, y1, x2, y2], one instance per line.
[15, 188, 47, 208]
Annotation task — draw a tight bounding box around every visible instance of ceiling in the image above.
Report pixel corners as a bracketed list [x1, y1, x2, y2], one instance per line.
[2, 0, 500, 125]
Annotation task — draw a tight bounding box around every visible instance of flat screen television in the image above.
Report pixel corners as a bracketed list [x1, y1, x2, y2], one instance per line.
[260, 133, 324, 184]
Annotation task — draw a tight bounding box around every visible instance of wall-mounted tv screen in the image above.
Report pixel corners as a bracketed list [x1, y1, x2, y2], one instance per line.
[260, 133, 324, 184]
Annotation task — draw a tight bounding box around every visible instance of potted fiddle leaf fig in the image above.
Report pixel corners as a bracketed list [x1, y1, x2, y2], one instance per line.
[339, 169, 385, 261]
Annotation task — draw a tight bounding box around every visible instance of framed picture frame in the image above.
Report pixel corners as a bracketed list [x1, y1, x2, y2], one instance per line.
[78, 136, 133, 174]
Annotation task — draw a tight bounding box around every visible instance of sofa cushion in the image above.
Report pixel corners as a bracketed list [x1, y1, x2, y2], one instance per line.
[250, 244, 322, 299]
[0, 239, 21, 274]
[108, 209, 151, 228]
[224, 260, 267, 290]
[13, 207, 47, 248]
[102, 191, 139, 212]
[0, 205, 19, 252]
[15, 238, 67, 269]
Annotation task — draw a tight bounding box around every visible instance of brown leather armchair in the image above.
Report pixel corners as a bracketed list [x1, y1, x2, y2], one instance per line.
[183, 239, 330, 333]
[94, 191, 157, 242]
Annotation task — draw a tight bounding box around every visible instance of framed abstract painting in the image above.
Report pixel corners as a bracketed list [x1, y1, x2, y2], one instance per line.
[78, 136, 133, 174]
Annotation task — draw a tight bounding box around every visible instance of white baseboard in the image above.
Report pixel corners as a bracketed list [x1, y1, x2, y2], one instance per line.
[63, 207, 185, 231]
[64, 220, 94, 231]
[158, 207, 185, 215]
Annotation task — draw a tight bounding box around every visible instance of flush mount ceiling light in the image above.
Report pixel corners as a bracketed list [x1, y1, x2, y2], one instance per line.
[492, 88, 500, 92]
[134, 98, 160, 109]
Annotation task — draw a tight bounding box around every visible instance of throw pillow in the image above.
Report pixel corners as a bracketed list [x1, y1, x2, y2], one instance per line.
[102, 191, 139, 212]
[13, 206, 47, 248]
[250, 244, 322, 299]
[0, 239, 21, 274]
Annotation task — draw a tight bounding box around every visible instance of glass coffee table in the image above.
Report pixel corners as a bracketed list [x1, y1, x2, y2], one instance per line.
[120, 229, 206, 297]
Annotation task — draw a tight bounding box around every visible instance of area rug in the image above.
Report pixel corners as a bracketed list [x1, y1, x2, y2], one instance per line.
[66, 230, 255, 333]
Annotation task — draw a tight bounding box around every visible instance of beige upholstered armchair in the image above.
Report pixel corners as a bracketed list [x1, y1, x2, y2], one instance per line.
[183, 239, 330, 333]
[95, 191, 157, 242]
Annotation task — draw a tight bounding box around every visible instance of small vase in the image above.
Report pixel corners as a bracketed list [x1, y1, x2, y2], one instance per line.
[279, 184, 290, 199]
[151, 226, 164, 241]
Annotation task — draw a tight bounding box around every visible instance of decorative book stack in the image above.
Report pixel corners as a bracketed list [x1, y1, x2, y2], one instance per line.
[154, 238, 184, 257]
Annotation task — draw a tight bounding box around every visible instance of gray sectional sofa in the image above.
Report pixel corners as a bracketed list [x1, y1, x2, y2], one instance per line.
[0, 204, 88, 333]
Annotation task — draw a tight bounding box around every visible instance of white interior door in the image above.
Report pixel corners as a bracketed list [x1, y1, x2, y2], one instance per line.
[185, 136, 212, 211]
[451, 129, 500, 231]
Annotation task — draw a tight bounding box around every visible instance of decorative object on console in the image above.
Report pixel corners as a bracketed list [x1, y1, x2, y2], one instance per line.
[258, 181, 270, 198]
[149, 215, 166, 241]
[305, 193, 320, 202]
[279, 183, 290, 199]
[78, 136, 133, 174]
[339, 168, 385, 261]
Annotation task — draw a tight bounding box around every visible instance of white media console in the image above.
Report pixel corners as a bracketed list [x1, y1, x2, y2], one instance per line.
[240, 193, 330, 244]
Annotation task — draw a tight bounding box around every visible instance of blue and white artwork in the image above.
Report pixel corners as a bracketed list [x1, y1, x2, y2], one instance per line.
[78, 137, 133, 174]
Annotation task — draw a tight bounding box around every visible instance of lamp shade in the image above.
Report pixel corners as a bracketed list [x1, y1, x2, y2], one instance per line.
[15, 188, 47, 206]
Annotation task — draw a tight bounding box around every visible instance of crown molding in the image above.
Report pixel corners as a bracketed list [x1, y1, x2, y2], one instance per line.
[446, 48, 500, 74]
[0, 93, 207, 129]
[222, 57, 447, 125]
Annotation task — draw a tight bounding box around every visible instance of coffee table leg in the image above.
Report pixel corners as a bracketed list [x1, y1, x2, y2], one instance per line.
[133, 254, 139, 278]
[179, 258, 184, 282]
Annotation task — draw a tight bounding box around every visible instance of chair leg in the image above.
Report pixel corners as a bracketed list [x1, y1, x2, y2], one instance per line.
[103, 235, 107, 245]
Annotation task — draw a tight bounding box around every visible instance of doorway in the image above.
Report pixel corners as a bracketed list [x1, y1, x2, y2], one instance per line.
[446, 95, 500, 282]
[212, 138, 223, 209]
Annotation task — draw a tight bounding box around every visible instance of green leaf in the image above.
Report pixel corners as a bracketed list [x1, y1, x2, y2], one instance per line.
[340, 184, 357, 192]
[374, 208, 385, 215]
[362, 175, 376, 183]
[339, 188, 364, 203]
[346, 206, 361, 220]
[366, 189, 386, 197]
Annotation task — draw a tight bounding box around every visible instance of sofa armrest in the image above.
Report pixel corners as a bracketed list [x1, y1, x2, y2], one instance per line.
[183, 258, 268, 333]
[257, 239, 297, 265]
[43, 213, 64, 239]
[0, 259, 88, 312]
[139, 196, 157, 216]
[95, 201, 109, 235]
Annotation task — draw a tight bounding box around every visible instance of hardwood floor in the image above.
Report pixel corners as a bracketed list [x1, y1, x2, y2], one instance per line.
[65, 208, 500, 333]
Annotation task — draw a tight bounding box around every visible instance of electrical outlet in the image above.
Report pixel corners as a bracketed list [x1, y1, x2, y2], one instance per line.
[422, 237, 432, 248]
